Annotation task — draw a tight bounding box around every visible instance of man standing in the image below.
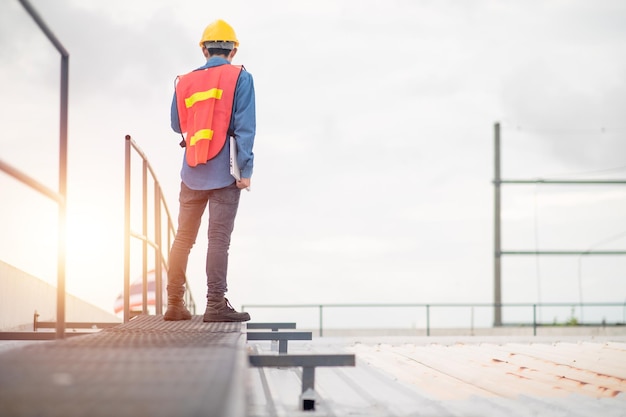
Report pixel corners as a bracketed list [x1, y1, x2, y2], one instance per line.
[164, 19, 255, 322]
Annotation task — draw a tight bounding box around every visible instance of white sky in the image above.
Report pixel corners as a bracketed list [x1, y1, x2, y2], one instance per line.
[1, 0, 625, 326]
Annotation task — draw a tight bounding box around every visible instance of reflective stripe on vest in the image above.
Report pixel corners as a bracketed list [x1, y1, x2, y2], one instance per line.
[175, 64, 242, 167]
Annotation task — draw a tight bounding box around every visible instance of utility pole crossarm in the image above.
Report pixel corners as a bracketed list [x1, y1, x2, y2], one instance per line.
[498, 179, 626, 185]
[501, 250, 626, 255]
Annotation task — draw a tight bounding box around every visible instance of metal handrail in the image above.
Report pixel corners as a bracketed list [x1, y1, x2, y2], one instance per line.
[0, 0, 69, 340]
[123, 135, 196, 323]
[241, 301, 626, 337]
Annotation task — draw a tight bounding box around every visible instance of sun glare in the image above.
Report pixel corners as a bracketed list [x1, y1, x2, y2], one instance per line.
[63, 203, 125, 310]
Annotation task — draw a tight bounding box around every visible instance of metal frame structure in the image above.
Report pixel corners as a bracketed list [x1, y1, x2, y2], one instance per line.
[0, 0, 69, 340]
[248, 353, 356, 410]
[246, 331, 313, 354]
[124, 135, 196, 323]
[493, 122, 626, 325]
[246, 322, 297, 331]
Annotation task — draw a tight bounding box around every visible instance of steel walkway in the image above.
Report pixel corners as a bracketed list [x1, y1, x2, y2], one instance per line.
[0, 316, 247, 417]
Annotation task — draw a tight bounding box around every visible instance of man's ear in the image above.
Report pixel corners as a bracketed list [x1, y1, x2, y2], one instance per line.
[229, 48, 238, 60]
[201, 46, 209, 58]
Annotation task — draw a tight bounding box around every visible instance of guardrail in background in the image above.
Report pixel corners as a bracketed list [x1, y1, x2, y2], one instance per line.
[242, 302, 626, 337]
[124, 135, 196, 323]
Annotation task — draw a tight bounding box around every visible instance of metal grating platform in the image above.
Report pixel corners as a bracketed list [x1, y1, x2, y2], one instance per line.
[0, 316, 247, 417]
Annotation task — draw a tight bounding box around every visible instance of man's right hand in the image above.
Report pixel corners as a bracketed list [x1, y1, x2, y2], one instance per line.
[236, 178, 250, 190]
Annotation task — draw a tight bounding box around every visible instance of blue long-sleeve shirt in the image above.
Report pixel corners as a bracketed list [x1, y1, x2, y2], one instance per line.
[171, 56, 256, 190]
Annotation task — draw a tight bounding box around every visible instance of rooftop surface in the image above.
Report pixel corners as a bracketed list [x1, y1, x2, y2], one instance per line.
[1, 319, 625, 417]
[248, 333, 626, 416]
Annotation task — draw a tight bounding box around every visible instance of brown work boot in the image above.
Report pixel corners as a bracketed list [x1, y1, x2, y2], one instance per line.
[164, 298, 192, 321]
[203, 297, 250, 322]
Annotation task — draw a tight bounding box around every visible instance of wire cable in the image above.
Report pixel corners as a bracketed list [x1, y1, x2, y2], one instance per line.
[577, 230, 626, 323]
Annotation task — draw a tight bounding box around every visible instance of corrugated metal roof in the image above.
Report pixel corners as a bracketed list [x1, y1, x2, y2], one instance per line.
[246, 335, 626, 416]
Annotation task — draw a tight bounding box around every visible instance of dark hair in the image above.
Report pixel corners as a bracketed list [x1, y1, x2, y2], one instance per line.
[207, 48, 232, 57]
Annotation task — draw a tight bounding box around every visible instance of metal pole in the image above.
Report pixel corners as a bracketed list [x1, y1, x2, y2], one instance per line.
[124, 135, 132, 323]
[493, 122, 502, 326]
[426, 304, 430, 336]
[154, 187, 163, 315]
[533, 304, 537, 336]
[319, 305, 323, 337]
[142, 160, 148, 314]
[55, 53, 68, 340]
[302, 367, 315, 393]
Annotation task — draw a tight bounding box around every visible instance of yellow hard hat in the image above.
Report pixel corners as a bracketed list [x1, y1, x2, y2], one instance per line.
[199, 19, 239, 48]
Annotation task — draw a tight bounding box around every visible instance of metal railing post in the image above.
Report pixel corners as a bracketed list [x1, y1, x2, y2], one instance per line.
[533, 304, 537, 336]
[154, 186, 163, 315]
[319, 305, 323, 337]
[55, 53, 69, 340]
[124, 136, 132, 323]
[142, 159, 148, 314]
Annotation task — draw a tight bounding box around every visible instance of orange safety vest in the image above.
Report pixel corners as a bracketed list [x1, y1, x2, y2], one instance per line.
[175, 64, 242, 167]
